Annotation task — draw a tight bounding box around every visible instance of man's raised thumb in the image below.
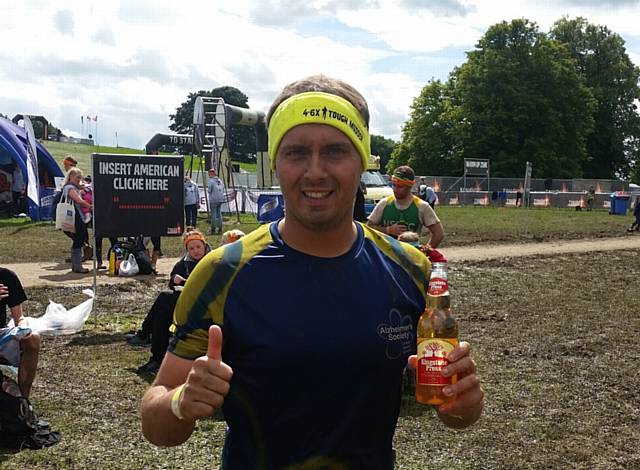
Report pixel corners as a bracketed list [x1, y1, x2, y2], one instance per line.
[207, 325, 223, 360]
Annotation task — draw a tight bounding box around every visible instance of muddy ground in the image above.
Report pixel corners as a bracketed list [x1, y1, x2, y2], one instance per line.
[2, 246, 639, 469]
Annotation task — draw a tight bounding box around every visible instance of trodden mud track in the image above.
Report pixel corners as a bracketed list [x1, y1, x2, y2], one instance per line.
[5, 235, 640, 288]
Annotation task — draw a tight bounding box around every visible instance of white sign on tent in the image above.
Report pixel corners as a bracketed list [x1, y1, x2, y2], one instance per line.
[23, 116, 40, 206]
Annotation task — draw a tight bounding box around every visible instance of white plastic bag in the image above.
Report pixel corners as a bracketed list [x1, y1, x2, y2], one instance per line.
[8, 289, 94, 336]
[119, 253, 139, 277]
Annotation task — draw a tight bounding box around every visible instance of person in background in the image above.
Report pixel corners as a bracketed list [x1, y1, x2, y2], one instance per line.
[367, 165, 445, 248]
[79, 176, 93, 224]
[628, 195, 640, 232]
[183, 176, 199, 228]
[207, 168, 225, 235]
[11, 163, 26, 215]
[0, 268, 41, 399]
[62, 155, 78, 173]
[418, 176, 428, 201]
[61, 168, 91, 274]
[141, 74, 482, 468]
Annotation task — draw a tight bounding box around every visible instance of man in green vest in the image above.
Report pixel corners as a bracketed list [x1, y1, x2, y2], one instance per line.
[367, 165, 444, 248]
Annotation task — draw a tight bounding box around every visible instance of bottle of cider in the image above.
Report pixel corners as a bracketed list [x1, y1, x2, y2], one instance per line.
[416, 261, 458, 405]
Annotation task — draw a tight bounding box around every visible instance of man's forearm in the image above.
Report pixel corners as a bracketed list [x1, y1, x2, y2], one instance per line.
[426, 223, 444, 248]
[141, 385, 196, 446]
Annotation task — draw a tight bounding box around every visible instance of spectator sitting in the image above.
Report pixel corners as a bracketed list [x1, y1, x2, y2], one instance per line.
[0, 267, 41, 399]
[129, 229, 244, 374]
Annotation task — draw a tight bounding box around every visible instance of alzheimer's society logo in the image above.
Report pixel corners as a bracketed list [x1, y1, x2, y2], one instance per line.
[377, 309, 414, 359]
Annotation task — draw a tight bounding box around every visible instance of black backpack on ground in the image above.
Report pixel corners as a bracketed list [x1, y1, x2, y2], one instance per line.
[108, 237, 154, 275]
[0, 377, 60, 450]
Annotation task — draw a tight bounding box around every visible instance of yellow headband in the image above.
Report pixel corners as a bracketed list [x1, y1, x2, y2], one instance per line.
[267, 91, 370, 170]
[391, 176, 415, 187]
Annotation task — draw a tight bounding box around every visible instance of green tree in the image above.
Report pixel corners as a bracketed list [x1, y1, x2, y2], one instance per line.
[455, 19, 595, 178]
[550, 17, 640, 179]
[388, 79, 464, 176]
[370, 134, 396, 173]
[169, 86, 256, 162]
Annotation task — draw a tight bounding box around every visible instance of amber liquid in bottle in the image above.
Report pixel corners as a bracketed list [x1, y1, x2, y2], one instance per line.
[416, 262, 458, 405]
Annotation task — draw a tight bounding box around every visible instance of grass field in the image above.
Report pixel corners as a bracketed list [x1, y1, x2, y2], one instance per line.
[0, 208, 638, 469]
[43, 141, 256, 178]
[0, 206, 633, 264]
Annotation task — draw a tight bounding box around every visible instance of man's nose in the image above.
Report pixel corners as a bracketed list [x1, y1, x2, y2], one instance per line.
[304, 151, 328, 178]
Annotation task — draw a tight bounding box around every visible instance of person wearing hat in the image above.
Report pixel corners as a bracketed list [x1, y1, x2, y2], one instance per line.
[141, 75, 483, 467]
[206, 168, 225, 234]
[62, 155, 78, 172]
[367, 165, 444, 248]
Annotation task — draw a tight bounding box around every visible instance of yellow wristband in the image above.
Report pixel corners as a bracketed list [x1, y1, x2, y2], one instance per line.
[170, 384, 186, 420]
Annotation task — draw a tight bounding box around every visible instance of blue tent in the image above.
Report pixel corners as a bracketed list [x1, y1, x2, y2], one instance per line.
[0, 117, 63, 220]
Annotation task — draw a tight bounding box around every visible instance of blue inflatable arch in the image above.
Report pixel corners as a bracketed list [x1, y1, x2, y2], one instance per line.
[0, 117, 64, 220]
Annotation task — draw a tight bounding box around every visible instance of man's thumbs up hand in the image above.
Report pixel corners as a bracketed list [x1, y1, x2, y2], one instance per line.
[179, 325, 233, 421]
[207, 324, 224, 360]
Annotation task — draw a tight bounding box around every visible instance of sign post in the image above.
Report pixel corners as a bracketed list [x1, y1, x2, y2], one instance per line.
[463, 158, 490, 206]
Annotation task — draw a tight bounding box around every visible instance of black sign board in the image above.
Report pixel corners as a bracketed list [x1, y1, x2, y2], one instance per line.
[92, 154, 184, 238]
[464, 158, 490, 176]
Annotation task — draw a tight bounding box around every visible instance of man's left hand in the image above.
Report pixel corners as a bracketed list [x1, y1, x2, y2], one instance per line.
[409, 341, 484, 428]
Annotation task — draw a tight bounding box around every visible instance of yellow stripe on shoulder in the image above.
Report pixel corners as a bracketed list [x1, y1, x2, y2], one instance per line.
[174, 224, 274, 327]
[360, 223, 430, 299]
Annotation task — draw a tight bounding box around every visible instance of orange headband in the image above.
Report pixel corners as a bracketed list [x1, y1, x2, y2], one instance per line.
[391, 176, 415, 187]
[183, 233, 206, 248]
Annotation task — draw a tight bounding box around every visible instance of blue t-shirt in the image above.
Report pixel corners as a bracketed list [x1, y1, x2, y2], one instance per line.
[170, 222, 430, 470]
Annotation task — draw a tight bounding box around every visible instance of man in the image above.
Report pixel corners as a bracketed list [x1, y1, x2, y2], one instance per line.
[141, 75, 483, 469]
[418, 176, 437, 209]
[0, 268, 41, 399]
[206, 168, 225, 234]
[183, 176, 199, 228]
[367, 166, 444, 248]
[418, 176, 428, 200]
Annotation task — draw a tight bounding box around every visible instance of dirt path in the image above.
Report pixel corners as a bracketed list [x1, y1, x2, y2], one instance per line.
[4, 235, 640, 288]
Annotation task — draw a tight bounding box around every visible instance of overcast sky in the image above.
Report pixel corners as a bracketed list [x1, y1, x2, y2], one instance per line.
[1, 0, 638, 150]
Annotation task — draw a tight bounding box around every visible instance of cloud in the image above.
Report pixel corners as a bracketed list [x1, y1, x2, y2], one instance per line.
[116, 0, 175, 25]
[53, 10, 74, 36]
[92, 27, 116, 46]
[557, 0, 639, 7]
[249, 0, 379, 27]
[398, 0, 476, 17]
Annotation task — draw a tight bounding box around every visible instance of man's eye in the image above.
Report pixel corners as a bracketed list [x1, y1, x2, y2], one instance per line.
[284, 149, 305, 157]
[325, 147, 347, 158]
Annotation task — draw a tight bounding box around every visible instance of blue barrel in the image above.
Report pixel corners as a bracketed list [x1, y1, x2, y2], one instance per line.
[610, 192, 630, 215]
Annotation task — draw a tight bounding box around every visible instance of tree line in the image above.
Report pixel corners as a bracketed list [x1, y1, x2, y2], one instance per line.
[169, 17, 639, 182]
[389, 17, 640, 182]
